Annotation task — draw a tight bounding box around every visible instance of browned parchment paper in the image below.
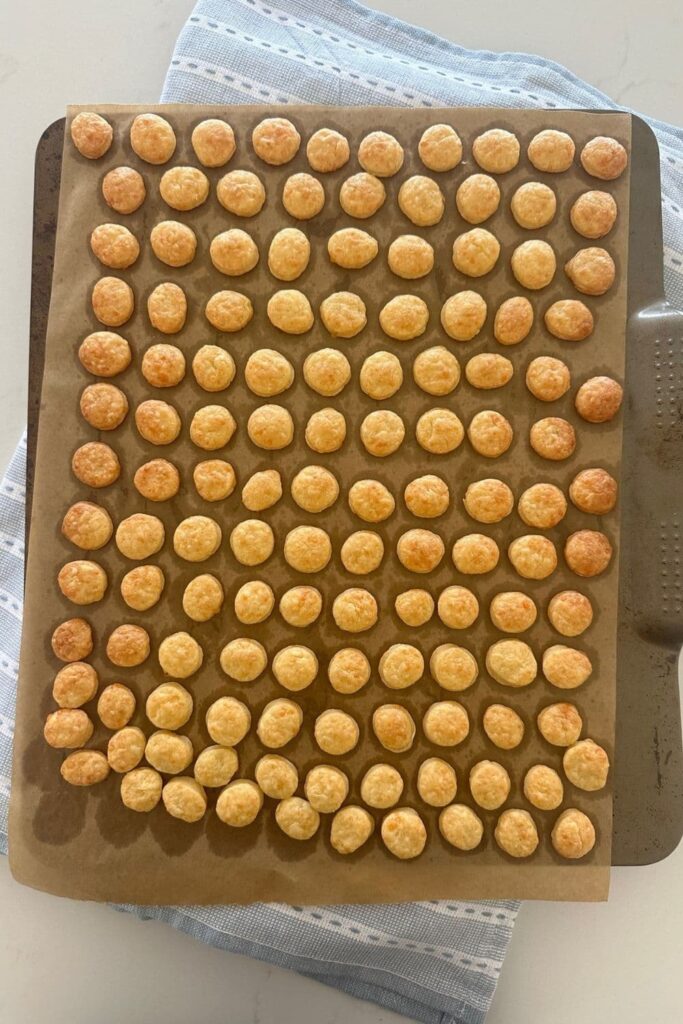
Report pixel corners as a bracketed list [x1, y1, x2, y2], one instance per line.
[10, 105, 631, 903]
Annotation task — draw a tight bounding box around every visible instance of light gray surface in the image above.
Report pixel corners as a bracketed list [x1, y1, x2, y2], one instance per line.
[0, 2, 681, 1022]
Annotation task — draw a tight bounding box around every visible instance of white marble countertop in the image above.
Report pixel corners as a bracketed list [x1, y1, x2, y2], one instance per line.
[1, 2, 681, 1021]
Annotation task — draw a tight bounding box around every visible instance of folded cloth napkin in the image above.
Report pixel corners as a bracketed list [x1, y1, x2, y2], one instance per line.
[2, 1, 683, 1022]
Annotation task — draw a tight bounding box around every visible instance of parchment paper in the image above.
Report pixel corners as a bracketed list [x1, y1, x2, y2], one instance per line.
[10, 105, 631, 903]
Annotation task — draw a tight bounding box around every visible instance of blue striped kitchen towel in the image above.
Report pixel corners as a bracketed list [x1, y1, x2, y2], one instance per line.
[3, 1, 683, 1022]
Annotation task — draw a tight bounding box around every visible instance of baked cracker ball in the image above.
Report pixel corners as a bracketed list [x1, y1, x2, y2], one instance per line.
[439, 804, 484, 851]
[102, 166, 146, 215]
[273, 645, 318, 692]
[570, 190, 618, 239]
[372, 703, 416, 753]
[80, 383, 129, 431]
[331, 806, 375, 855]
[360, 763, 404, 809]
[242, 469, 282, 511]
[58, 559, 108, 605]
[189, 403, 236, 453]
[456, 173, 500, 224]
[61, 750, 110, 787]
[107, 726, 146, 773]
[160, 166, 209, 212]
[530, 417, 576, 461]
[486, 639, 537, 688]
[528, 129, 575, 172]
[61, 501, 113, 551]
[234, 580, 274, 625]
[121, 564, 165, 611]
[284, 525, 331, 572]
[437, 586, 479, 629]
[146, 681, 193, 730]
[379, 643, 424, 690]
[508, 534, 558, 580]
[542, 644, 592, 689]
[463, 478, 513, 524]
[413, 346, 460, 396]
[452, 533, 500, 575]
[90, 223, 139, 270]
[194, 745, 238, 789]
[70, 111, 113, 159]
[397, 528, 445, 574]
[430, 644, 478, 692]
[106, 624, 150, 668]
[115, 513, 164, 560]
[467, 410, 513, 458]
[469, 760, 511, 810]
[205, 290, 253, 332]
[418, 123, 463, 171]
[510, 181, 557, 230]
[191, 118, 236, 167]
[580, 136, 628, 180]
[267, 289, 314, 334]
[282, 172, 325, 220]
[71, 442, 120, 488]
[395, 589, 434, 628]
[51, 618, 93, 664]
[141, 343, 186, 388]
[303, 348, 351, 397]
[511, 239, 556, 290]
[381, 807, 427, 860]
[405, 474, 450, 518]
[537, 702, 583, 746]
[575, 375, 623, 423]
[147, 282, 187, 335]
[133, 459, 180, 502]
[569, 468, 618, 515]
[306, 127, 350, 172]
[360, 351, 403, 400]
[91, 277, 135, 329]
[268, 227, 310, 281]
[489, 592, 538, 634]
[472, 128, 520, 173]
[482, 704, 525, 750]
[255, 754, 299, 799]
[547, 590, 594, 637]
[52, 659, 97, 708]
[230, 519, 275, 566]
[423, 700, 470, 747]
[544, 299, 594, 342]
[217, 170, 266, 218]
[348, 479, 395, 523]
[494, 809, 539, 858]
[388, 235, 434, 279]
[252, 116, 300, 165]
[158, 631, 203, 678]
[44, 708, 93, 749]
[216, 781, 263, 827]
[247, 404, 293, 450]
[182, 573, 224, 622]
[275, 797, 319, 840]
[145, 731, 193, 775]
[130, 113, 176, 164]
[304, 764, 349, 813]
[163, 778, 206, 823]
[551, 808, 596, 859]
[210, 228, 259, 276]
[341, 530, 384, 575]
[494, 296, 534, 346]
[332, 588, 378, 632]
[135, 399, 181, 445]
[328, 647, 371, 694]
[565, 247, 616, 296]
[525, 355, 571, 401]
[193, 459, 236, 503]
[121, 767, 163, 813]
[97, 683, 135, 730]
[398, 175, 445, 227]
[206, 696, 251, 746]
[358, 131, 404, 177]
[523, 764, 564, 811]
[360, 410, 405, 457]
[452, 228, 500, 277]
[379, 294, 429, 341]
[245, 348, 294, 397]
[417, 757, 457, 807]
[441, 290, 487, 341]
[328, 227, 378, 270]
[564, 530, 613, 577]
[518, 482, 567, 529]
[465, 353, 513, 390]
[257, 698, 303, 749]
[339, 172, 386, 219]
[320, 291, 366, 338]
[416, 408, 465, 454]
[563, 738, 610, 791]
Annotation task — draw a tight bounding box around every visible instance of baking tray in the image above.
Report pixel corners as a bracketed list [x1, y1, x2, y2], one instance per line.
[23, 114, 682, 872]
